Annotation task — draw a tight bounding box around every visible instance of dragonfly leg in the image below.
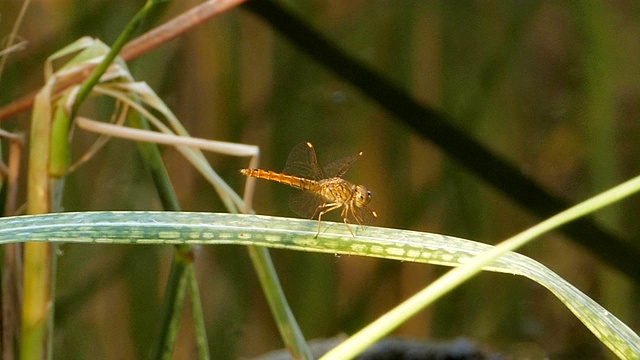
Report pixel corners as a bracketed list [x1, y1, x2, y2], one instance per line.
[340, 205, 356, 237]
[342, 218, 355, 237]
[314, 203, 343, 238]
[349, 205, 365, 225]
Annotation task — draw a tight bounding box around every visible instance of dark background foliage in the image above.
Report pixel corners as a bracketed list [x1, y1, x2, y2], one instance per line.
[1, 0, 639, 358]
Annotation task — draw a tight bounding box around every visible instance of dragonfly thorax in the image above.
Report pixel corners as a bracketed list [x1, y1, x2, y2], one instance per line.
[316, 177, 356, 204]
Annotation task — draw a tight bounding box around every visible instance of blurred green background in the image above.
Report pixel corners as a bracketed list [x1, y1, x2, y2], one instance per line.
[1, 0, 640, 358]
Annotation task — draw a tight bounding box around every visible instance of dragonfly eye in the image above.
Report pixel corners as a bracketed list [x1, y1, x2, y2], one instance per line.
[354, 185, 372, 206]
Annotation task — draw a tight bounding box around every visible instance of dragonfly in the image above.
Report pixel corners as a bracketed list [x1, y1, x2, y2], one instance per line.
[240, 142, 377, 237]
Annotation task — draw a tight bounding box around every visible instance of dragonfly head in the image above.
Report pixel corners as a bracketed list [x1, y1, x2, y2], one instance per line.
[353, 185, 372, 207]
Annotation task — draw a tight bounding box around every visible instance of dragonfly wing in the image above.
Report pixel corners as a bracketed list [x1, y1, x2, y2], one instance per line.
[323, 152, 361, 178]
[289, 191, 325, 219]
[283, 142, 324, 180]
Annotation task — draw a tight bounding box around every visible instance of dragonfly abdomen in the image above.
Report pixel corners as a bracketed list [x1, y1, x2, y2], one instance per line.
[240, 169, 320, 192]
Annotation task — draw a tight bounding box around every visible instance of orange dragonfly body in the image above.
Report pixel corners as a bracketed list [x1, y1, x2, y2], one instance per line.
[240, 142, 377, 236]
